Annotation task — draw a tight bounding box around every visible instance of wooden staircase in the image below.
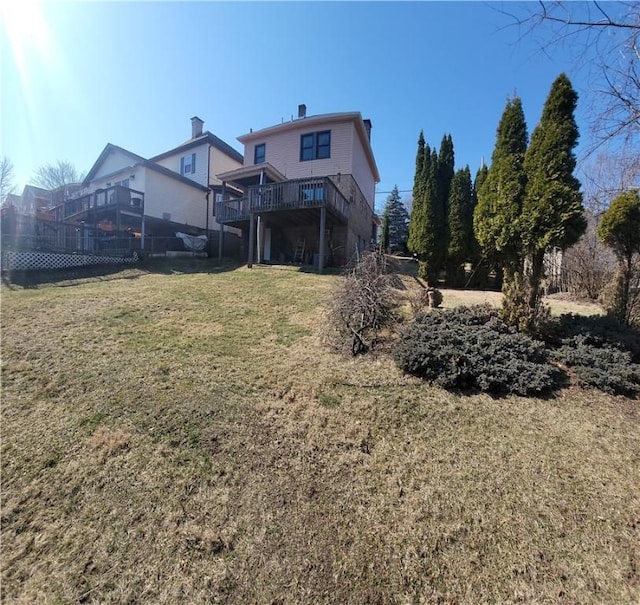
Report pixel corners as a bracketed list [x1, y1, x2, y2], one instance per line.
[293, 238, 306, 263]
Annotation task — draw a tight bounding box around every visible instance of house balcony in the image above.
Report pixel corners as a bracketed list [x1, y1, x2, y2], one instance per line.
[55, 185, 145, 222]
[215, 177, 349, 228]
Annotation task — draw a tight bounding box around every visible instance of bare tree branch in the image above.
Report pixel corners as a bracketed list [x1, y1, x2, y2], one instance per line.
[0, 157, 16, 205]
[495, 1, 640, 154]
[33, 160, 85, 190]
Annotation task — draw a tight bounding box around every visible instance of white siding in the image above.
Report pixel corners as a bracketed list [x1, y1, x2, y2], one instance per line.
[86, 165, 146, 193]
[92, 149, 138, 180]
[154, 143, 209, 187]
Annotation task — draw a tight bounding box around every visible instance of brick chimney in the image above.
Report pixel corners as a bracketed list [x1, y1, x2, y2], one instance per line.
[298, 104, 307, 119]
[191, 116, 204, 138]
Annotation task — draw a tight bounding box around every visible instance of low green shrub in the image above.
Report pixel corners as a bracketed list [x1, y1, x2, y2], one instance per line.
[552, 335, 640, 396]
[551, 313, 640, 362]
[395, 305, 556, 396]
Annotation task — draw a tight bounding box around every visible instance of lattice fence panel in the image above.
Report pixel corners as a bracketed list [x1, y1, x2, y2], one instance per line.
[1, 251, 140, 272]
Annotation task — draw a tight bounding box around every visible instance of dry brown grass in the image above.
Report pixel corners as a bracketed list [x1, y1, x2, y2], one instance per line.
[1, 261, 638, 603]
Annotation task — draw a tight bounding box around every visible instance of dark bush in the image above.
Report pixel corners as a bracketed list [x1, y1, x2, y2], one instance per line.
[394, 305, 556, 396]
[552, 336, 640, 395]
[551, 313, 640, 362]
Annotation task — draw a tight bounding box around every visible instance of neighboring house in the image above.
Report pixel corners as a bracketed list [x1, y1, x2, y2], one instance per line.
[150, 117, 244, 195]
[18, 185, 52, 216]
[215, 105, 381, 272]
[2, 193, 21, 209]
[53, 117, 244, 254]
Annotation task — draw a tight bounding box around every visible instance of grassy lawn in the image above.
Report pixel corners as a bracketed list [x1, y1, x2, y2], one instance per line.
[1, 260, 638, 604]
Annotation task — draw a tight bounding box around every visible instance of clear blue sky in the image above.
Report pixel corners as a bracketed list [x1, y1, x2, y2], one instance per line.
[2, 1, 597, 210]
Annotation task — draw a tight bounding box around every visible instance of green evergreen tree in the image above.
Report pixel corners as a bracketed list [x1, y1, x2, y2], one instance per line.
[474, 97, 528, 276]
[521, 73, 586, 312]
[380, 213, 390, 252]
[446, 166, 473, 286]
[408, 132, 427, 256]
[431, 134, 455, 276]
[420, 147, 444, 284]
[466, 163, 490, 287]
[381, 185, 409, 252]
[597, 190, 640, 324]
[408, 133, 432, 278]
[472, 164, 488, 210]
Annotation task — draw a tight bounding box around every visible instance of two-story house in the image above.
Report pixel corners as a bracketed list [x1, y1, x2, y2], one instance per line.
[55, 117, 244, 255]
[215, 106, 380, 272]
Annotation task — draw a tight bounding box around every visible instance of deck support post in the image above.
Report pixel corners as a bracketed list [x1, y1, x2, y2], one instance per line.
[218, 181, 226, 263]
[247, 212, 255, 269]
[140, 193, 145, 251]
[318, 205, 326, 274]
[257, 215, 261, 264]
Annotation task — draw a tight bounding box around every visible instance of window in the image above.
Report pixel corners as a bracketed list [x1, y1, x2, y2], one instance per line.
[254, 143, 265, 165]
[300, 130, 331, 161]
[213, 192, 223, 216]
[181, 153, 197, 175]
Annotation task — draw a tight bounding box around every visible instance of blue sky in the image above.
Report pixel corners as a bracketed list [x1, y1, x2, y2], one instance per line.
[2, 1, 599, 210]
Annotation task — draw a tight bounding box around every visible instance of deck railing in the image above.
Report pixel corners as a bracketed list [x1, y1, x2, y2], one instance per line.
[56, 185, 145, 221]
[216, 177, 349, 223]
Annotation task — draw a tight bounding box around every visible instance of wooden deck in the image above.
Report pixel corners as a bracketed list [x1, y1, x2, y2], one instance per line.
[215, 177, 349, 227]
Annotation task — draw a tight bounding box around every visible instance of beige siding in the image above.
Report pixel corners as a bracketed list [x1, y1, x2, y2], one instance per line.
[351, 133, 376, 212]
[245, 120, 356, 179]
[154, 143, 209, 187]
[209, 147, 243, 186]
[143, 171, 208, 229]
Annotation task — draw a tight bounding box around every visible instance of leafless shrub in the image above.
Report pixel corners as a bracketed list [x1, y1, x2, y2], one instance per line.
[561, 213, 616, 300]
[407, 288, 430, 315]
[326, 250, 397, 355]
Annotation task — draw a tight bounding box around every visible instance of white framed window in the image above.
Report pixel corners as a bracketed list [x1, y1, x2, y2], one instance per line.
[181, 153, 197, 175]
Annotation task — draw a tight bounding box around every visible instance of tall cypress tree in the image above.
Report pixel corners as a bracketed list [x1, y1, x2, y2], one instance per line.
[447, 166, 473, 285]
[521, 73, 586, 310]
[408, 132, 428, 261]
[437, 134, 455, 267]
[468, 163, 489, 286]
[474, 97, 528, 278]
[420, 147, 443, 284]
[438, 136, 455, 216]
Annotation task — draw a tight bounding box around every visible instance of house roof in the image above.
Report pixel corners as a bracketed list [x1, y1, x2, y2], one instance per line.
[83, 143, 208, 192]
[83, 144, 146, 185]
[216, 163, 287, 188]
[150, 131, 244, 165]
[238, 112, 381, 182]
[4, 193, 21, 206]
[22, 184, 52, 198]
